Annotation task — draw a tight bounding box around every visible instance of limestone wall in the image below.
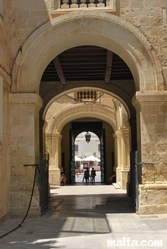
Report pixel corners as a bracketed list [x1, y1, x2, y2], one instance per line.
[4, 0, 166, 80]
[10, 93, 42, 217]
[132, 92, 167, 214]
[0, 1, 11, 221]
[9, 0, 51, 69]
[120, 1, 166, 65]
[0, 0, 11, 74]
[0, 81, 10, 222]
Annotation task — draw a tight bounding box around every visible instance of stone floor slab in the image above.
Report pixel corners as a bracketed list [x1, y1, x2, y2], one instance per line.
[0, 185, 167, 248]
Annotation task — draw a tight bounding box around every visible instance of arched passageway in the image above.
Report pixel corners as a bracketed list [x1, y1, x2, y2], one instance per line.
[9, 11, 165, 218]
[45, 90, 131, 191]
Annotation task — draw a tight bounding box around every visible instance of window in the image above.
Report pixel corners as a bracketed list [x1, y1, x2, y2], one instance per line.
[51, 0, 116, 14]
[75, 144, 79, 154]
[76, 91, 102, 103]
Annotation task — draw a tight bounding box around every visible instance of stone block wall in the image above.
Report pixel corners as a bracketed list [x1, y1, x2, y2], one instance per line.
[133, 92, 167, 214]
[0, 0, 11, 74]
[5, 0, 166, 79]
[119, 1, 167, 90]
[138, 184, 167, 214]
[9, 94, 42, 217]
[0, 81, 10, 221]
[9, 0, 51, 69]
[0, 0, 11, 221]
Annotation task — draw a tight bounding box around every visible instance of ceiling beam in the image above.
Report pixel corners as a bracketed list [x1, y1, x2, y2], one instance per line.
[53, 57, 66, 85]
[104, 50, 113, 84]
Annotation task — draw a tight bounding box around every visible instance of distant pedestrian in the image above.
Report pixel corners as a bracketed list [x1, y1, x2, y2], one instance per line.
[84, 168, 89, 183]
[61, 173, 67, 186]
[107, 173, 116, 185]
[91, 167, 96, 184]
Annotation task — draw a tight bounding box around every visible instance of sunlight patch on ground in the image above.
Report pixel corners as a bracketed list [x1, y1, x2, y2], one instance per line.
[50, 185, 126, 195]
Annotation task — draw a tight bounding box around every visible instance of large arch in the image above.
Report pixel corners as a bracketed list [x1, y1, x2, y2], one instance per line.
[8, 10, 167, 217]
[11, 12, 163, 93]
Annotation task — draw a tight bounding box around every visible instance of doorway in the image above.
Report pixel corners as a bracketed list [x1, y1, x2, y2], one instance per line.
[74, 131, 101, 184]
[70, 121, 105, 184]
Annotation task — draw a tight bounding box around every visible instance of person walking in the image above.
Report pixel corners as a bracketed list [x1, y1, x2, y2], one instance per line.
[91, 167, 96, 184]
[84, 168, 89, 183]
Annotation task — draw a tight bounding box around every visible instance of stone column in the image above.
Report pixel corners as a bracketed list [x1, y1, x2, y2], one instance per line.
[88, 0, 96, 7]
[46, 132, 62, 186]
[113, 133, 117, 173]
[115, 128, 130, 189]
[51, 0, 60, 11]
[10, 93, 43, 217]
[0, 78, 10, 222]
[61, 0, 69, 9]
[132, 92, 167, 214]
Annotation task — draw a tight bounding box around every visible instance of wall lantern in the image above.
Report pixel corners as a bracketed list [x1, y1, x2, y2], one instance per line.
[85, 131, 91, 143]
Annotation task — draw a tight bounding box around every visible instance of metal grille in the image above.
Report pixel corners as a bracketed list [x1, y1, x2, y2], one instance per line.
[60, 0, 106, 8]
[130, 151, 139, 212]
[39, 153, 49, 215]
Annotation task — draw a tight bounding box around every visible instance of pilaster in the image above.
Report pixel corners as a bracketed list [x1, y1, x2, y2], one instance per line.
[114, 127, 130, 189]
[132, 91, 167, 214]
[0, 76, 3, 145]
[113, 133, 117, 173]
[10, 93, 43, 217]
[46, 132, 62, 185]
[0, 79, 10, 220]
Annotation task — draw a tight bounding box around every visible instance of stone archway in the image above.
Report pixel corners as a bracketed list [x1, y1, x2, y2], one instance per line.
[12, 12, 162, 93]
[9, 12, 167, 216]
[45, 91, 131, 189]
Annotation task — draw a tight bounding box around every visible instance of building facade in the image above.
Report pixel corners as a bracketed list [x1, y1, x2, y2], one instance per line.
[0, 0, 167, 221]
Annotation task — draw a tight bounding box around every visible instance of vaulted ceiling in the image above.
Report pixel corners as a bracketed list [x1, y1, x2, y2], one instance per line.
[41, 45, 133, 83]
[40, 45, 136, 119]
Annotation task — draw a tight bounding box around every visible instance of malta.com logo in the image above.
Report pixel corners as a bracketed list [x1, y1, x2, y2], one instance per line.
[107, 237, 163, 247]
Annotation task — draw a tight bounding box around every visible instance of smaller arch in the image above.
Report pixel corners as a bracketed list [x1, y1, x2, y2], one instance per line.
[43, 87, 131, 121]
[46, 103, 117, 134]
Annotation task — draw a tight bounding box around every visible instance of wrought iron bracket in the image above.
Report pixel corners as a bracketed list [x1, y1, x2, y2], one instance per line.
[137, 162, 154, 165]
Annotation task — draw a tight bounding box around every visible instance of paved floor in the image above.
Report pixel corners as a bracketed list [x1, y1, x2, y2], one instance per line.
[0, 184, 167, 248]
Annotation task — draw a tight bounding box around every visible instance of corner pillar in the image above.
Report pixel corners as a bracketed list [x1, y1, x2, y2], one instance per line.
[46, 132, 62, 186]
[132, 92, 167, 214]
[10, 93, 43, 217]
[114, 128, 130, 189]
